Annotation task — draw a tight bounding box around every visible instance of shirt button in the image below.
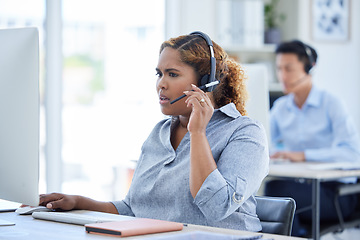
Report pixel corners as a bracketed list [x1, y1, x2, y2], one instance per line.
[232, 192, 243, 204]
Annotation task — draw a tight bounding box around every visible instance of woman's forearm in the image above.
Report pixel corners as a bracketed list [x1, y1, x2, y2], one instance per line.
[189, 132, 217, 197]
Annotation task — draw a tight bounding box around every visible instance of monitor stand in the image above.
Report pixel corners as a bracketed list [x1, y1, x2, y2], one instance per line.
[0, 199, 20, 225]
[0, 218, 15, 226]
[0, 199, 21, 212]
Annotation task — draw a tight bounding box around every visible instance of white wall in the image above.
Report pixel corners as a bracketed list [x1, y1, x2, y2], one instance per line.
[313, 0, 360, 133]
[165, 0, 217, 39]
[296, 0, 360, 133]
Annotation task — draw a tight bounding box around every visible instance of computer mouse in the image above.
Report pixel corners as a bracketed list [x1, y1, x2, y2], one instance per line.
[15, 206, 53, 215]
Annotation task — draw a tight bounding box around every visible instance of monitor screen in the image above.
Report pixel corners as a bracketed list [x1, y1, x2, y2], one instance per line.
[0, 27, 40, 207]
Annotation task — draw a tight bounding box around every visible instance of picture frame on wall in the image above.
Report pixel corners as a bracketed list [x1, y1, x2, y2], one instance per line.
[312, 0, 350, 42]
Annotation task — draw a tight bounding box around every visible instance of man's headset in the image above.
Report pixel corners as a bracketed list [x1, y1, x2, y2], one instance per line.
[170, 31, 219, 104]
[287, 40, 316, 88]
[294, 40, 315, 74]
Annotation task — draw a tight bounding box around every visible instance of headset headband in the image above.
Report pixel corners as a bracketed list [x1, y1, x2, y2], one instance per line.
[298, 41, 315, 74]
[189, 31, 217, 92]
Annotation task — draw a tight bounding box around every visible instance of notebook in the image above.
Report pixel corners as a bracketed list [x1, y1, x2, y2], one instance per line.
[85, 218, 184, 237]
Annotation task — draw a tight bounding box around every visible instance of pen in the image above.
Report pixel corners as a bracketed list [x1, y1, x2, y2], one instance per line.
[170, 80, 220, 104]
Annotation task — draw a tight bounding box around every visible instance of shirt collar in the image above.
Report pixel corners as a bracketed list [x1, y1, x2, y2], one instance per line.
[305, 86, 322, 107]
[215, 102, 241, 119]
[286, 85, 322, 110]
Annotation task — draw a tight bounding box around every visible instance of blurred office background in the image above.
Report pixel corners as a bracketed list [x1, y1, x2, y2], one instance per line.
[1, 0, 359, 208]
[0, 0, 165, 201]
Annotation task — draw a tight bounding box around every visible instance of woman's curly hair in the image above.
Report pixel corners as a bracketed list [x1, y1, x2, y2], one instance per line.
[160, 34, 248, 116]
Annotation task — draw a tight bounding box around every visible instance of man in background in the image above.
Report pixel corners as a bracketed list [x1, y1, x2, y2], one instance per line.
[265, 40, 360, 237]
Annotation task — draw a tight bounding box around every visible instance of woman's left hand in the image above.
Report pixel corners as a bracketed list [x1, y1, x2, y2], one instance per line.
[184, 84, 214, 134]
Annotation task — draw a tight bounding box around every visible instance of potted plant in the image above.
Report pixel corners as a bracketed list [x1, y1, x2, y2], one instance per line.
[264, 0, 286, 44]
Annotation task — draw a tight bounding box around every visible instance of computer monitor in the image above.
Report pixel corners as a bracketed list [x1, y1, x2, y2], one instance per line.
[0, 27, 40, 208]
[243, 63, 271, 144]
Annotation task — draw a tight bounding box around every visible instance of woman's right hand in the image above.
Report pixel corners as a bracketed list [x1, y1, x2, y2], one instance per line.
[39, 193, 79, 211]
[39, 193, 118, 214]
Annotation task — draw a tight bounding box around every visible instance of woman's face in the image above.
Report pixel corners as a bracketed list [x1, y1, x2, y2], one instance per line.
[156, 47, 198, 116]
[276, 53, 309, 94]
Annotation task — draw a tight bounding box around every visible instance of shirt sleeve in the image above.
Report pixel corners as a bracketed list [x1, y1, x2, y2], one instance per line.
[270, 103, 282, 151]
[193, 119, 269, 221]
[305, 97, 360, 163]
[111, 194, 135, 216]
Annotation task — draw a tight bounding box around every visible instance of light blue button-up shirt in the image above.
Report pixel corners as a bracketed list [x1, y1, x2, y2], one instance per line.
[270, 85, 360, 163]
[112, 103, 269, 232]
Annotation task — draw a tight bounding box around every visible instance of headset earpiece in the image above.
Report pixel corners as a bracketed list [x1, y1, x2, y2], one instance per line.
[303, 44, 314, 74]
[200, 74, 209, 87]
[291, 40, 315, 74]
[190, 31, 218, 92]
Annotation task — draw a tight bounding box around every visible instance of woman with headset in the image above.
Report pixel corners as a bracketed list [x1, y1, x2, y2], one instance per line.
[265, 40, 360, 236]
[38, 32, 269, 232]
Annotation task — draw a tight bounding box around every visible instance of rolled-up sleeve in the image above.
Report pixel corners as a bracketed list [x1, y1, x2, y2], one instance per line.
[111, 194, 135, 217]
[194, 120, 269, 221]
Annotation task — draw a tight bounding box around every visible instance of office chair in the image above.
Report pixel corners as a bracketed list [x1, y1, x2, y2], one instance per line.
[255, 196, 296, 236]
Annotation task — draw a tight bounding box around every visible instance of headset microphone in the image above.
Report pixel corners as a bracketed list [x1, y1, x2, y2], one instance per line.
[170, 31, 219, 104]
[289, 74, 308, 88]
[170, 80, 220, 104]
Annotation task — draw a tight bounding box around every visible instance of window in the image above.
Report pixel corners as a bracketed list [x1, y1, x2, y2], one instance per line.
[61, 0, 165, 200]
[1, 0, 165, 201]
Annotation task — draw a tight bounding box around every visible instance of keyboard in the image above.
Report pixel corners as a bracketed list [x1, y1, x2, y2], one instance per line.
[32, 210, 133, 225]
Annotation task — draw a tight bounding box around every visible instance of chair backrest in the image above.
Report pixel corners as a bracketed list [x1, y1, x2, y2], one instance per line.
[255, 196, 296, 236]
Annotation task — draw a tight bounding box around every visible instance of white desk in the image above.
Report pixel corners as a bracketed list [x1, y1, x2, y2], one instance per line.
[268, 162, 360, 240]
[0, 211, 305, 240]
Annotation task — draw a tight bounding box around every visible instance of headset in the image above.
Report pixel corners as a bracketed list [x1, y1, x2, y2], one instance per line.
[170, 31, 219, 104]
[295, 40, 315, 74]
[190, 31, 218, 92]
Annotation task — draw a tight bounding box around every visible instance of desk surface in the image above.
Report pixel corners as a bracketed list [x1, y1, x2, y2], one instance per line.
[0, 211, 305, 240]
[269, 162, 360, 180]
